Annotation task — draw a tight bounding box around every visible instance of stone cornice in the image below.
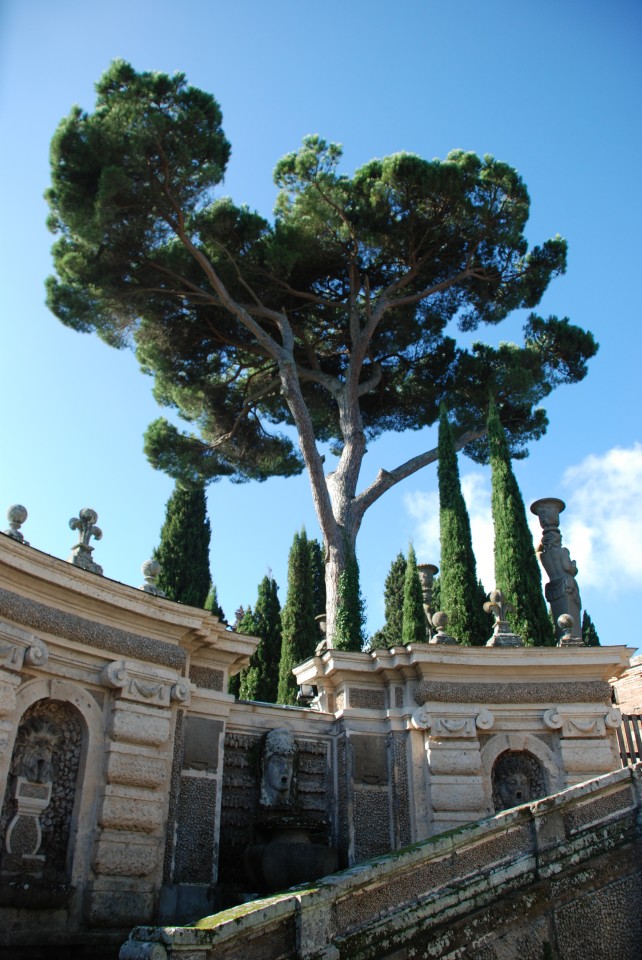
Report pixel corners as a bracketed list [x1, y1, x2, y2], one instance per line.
[0, 585, 186, 669]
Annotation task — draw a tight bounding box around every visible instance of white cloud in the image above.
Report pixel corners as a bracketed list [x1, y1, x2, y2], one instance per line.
[562, 444, 642, 594]
[403, 443, 642, 607]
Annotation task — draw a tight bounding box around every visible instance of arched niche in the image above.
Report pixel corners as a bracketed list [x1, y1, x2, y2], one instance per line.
[480, 733, 563, 814]
[1, 678, 104, 896]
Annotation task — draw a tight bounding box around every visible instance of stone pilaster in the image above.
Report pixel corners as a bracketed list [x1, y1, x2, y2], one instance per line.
[543, 707, 622, 786]
[87, 661, 187, 927]
[413, 707, 494, 832]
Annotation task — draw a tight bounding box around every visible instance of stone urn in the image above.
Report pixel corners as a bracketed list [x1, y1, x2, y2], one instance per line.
[244, 814, 338, 894]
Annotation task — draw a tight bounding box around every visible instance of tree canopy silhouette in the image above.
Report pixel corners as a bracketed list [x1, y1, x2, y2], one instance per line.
[46, 61, 597, 640]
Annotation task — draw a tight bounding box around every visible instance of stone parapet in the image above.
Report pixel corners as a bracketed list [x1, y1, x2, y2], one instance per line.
[120, 763, 642, 960]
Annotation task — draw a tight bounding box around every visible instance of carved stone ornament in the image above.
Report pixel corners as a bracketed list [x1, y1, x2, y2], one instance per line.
[484, 590, 524, 647]
[68, 507, 103, 575]
[411, 707, 492, 737]
[543, 708, 564, 730]
[139, 560, 166, 597]
[557, 614, 584, 647]
[604, 709, 622, 729]
[0, 635, 49, 673]
[100, 660, 183, 706]
[531, 498, 582, 641]
[561, 715, 606, 738]
[428, 610, 459, 645]
[4, 504, 29, 544]
[119, 940, 168, 960]
[259, 727, 297, 809]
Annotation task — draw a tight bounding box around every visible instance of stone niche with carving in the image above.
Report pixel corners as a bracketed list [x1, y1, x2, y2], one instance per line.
[0, 699, 82, 905]
[491, 750, 549, 812]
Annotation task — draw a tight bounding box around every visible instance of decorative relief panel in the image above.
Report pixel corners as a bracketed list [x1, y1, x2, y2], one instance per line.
[412, 707, 494, 738]
[100, 660, 189, 707]
[543, 708, 621, 738]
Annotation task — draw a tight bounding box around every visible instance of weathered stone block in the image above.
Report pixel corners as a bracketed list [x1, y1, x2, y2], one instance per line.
[86, 884, 155, 927]
[106, 751, 169, 789]
[426, 744, 481, 776]
[93, 831, 161, 876]
[431, 780, 485, 811]
[100, 791, 165, 833]
[110, 707, 171, 746]
[559, 739, 616, 774]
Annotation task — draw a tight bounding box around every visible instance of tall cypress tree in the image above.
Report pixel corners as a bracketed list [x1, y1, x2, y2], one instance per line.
[582, 611, 601, 647]
[438, 406, 488, 645]
[371, 551, 407, 648]
[488, 400, 554, 646]
[204, 582, 225, 621]
[153, 482, 211, 607]
[402, 544, 426, 645]
[277, 530, 318, 704]
[308, 538, 327, 619]
[237, 575, 282, 702]
[333, 548, 367, 652]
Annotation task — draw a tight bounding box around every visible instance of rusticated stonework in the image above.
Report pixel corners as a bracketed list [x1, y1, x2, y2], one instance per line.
[188, 665, 224, 691]
[415, 679, 612, 705]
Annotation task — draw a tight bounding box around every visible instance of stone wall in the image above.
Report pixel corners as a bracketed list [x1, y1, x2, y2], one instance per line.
[121, 763, 642, 960]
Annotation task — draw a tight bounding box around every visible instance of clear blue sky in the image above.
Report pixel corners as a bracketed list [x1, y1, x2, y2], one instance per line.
[1, 0, 640, 650]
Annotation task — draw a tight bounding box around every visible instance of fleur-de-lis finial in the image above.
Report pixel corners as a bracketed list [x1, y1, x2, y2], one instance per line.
[68, 508, 103, 575]
[5, 505, 29, 545]
[484, 589, 524, 647]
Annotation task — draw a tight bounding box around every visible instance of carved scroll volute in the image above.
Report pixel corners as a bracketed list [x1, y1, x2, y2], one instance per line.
[543, 708, 564, 731]
[411, 706, 432, 731]
[101, 660, 129, 691]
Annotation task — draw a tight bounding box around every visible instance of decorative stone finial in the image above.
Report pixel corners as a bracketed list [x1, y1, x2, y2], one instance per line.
[417, 563, 439, 639]
[5, 505, 29, 544]
[557, 614, 584, 647]
[140, 560, 165, 596]
[484, 590, 524, 647]
[429, 610, 458, 645]
[68, 508, 103, 575]
[531, 497, 582, 642]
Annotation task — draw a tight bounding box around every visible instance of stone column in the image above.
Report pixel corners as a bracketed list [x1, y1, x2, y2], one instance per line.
[412, 707, 494, 833]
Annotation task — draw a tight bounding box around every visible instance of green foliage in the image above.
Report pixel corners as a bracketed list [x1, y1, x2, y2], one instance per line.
[438, 406, 489, 645]
[333, 549, 367, 652]
[47, 64, 597, 491]
[152, 481, 211, 607]
[402, 544, 426, 645]
[308, 538, 327, 619]
[371, 552, 407, 648]
[582, 610, 601, 647]
[488, 401, 554, 646]
[236, 576, 282, 702]
[278, 530, 318, 704]
[204, 582, 225, 620]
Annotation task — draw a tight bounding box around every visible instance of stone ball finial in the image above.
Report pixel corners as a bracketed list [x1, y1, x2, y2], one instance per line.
[431, 610, 449, 632]
[140, 560, 166, 596]
[5, 504, 29, 544]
